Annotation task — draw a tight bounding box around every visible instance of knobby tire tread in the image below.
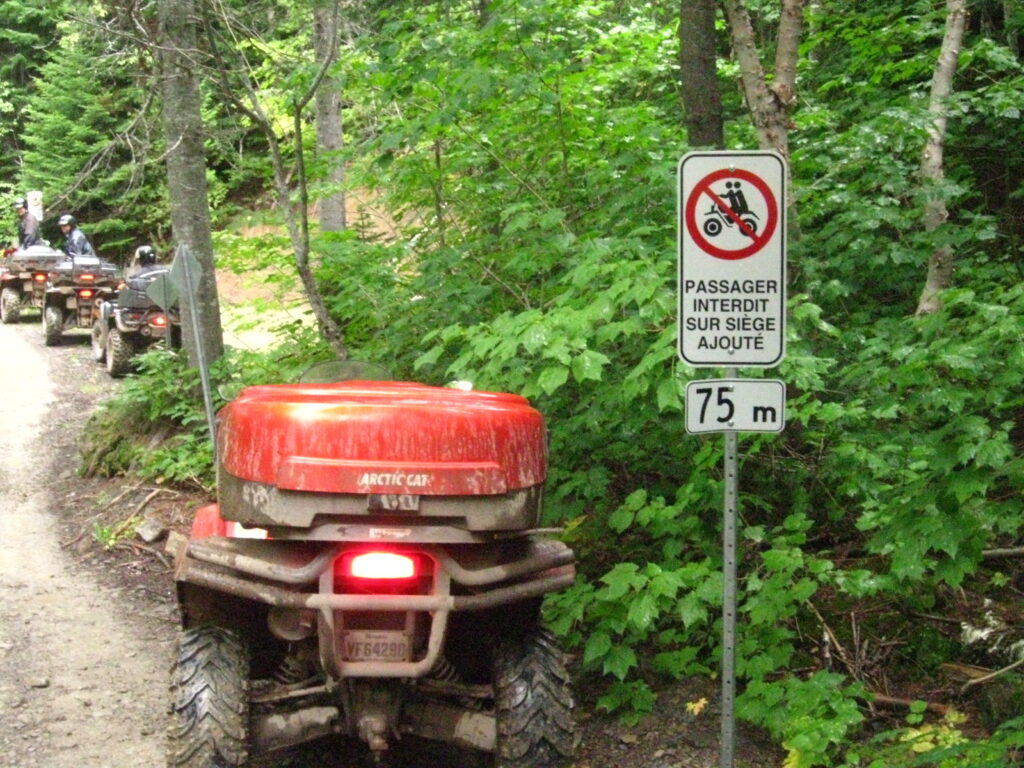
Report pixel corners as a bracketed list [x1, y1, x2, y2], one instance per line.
[494, 626, 576, 768]
[1, 287, 21, 324]
[91, 324, 106, 362]
[168, 626, 251, 768]
[43, 305, 62, 346]
[106, 328, 134, 377]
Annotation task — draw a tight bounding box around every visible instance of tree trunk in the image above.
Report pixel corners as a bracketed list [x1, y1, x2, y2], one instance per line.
[290, 106, 349, 358]
[721, 0, 804, 241]
[1004, 0, 1021, 62]
[721, 0, 802, 158]
[313, 2, 346, 233]
[157, 0, 224, 366]
[679, 0, 724, 148]
[915, 0, 967, 316]
[201, 2, 347, 358]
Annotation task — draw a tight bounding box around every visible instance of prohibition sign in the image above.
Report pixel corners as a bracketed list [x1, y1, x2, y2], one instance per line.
[684, 168, 779, 261]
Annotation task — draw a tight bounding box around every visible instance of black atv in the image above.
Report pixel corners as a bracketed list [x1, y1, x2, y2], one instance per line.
[91, 264, 180, 377]
[42, 254, 119, 346]
[0, 244, 65, 324]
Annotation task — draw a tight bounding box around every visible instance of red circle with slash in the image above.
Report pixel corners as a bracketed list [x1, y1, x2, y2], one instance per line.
[684, 168, 779, 260]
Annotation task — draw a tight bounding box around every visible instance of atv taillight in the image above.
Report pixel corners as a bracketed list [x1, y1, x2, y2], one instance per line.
[80, 273, 95, 281]
[150, 314, 167, 327]
[348, 552, 417, 579]
[33, 273, 47, 283]
[79, 289, 94, 299]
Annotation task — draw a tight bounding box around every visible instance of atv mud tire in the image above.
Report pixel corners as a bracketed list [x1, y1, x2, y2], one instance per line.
[494, 626, 576, 768]
[42, 304, 63, 346]
[105, 328, 133, 378]
[168, 626, 251, 768]
[0, 287, 22, 324]
[91, 324, 106, 362]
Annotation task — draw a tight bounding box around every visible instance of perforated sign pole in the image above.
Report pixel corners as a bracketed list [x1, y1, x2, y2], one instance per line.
[678, 151, 788, 768]
[721, 366, 739, 768]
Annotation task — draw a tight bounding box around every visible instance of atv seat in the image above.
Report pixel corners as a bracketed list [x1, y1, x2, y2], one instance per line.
[120, 267, 170, 308]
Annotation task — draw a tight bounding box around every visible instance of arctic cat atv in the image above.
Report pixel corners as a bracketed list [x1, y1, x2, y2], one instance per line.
[92, 265, 180, 377]
[0, 244, 65, 324]
[41, 254, 119, 346]
[167, 366, 578, 767]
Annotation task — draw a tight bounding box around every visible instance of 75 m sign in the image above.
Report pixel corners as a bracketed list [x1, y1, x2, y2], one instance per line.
[685, 379, 786, 434]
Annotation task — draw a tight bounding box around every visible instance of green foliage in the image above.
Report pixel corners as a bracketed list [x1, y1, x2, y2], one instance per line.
[328, 0, 1024, 762]
[0, 0, 65, 186]
[92, 516, 141, 550]
[313, 229, 416, 358]
[19, 16, 165, 255]
[839, 711, 1024, 768]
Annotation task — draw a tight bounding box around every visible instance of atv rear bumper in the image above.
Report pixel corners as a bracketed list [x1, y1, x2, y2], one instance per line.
[170, 533, 575, 679]
[173, 535, 576, 612]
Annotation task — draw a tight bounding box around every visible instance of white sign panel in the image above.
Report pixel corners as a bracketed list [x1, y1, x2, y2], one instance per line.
[678, 151, 787, 367]
[685, 379, 786, 434]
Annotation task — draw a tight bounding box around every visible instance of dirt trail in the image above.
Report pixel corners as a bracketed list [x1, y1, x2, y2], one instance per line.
[0, 323, 172, 768]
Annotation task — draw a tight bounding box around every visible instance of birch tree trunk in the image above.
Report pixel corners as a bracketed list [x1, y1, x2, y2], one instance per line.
[721, 0, 802, 158]
[314, 2, 346, 233]
[915, 0, 967, 316]
[679, 0, 724, 148]
[721, 0, 804, 240]
[157, 0, 224, 366]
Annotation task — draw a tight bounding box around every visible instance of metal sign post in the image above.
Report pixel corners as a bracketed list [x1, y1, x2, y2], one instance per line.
[170, 244, 217, 442]
[678, 151, 788, 768]
[721, 367, 738, 768]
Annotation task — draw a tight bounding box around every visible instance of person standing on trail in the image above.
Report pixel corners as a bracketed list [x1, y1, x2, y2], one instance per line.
[58, 214, 95, 258]
[14, 198, 41, 248]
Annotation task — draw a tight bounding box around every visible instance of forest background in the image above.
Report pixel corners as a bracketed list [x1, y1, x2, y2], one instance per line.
[2, 1, 1024, 766]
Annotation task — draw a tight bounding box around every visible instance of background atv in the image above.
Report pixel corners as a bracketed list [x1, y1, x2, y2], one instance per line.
[92, 265, 181, 377]
[0, 244, 65, 324]
[167, 367, 577, 767]
[41, 254, 119, 346]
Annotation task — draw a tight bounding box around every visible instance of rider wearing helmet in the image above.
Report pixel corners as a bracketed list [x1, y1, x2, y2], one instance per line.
[14, 198, 41, 248]
[58, 214, 95, 258]
[126, 244, 160, 278]
[137, 244, 158, 268]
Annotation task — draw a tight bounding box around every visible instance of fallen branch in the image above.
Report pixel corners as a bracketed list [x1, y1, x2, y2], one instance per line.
[129, 541, 172, 569]
[871, 693, 951, 716]
[960, 655, 1024, 695]
[99, 481, 146, 510]
[133, 488, 169, 516]
[60, 531, 88, 549]
[982, 546, 1024, 559]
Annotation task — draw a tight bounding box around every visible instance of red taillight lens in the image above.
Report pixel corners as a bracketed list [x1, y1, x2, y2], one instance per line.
[150, 314, 167, 327]
[349, 552, 417, 579]
[33, 273, 47, 283]
[80, 273, 95, 281]
[79, 289, 94, 299]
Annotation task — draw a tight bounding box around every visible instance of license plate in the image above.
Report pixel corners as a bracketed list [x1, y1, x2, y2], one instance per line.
[367, 493, 420, 512]
[342, 631, 410, 662]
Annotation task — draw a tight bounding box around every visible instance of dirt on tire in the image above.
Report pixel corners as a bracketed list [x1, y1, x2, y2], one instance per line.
[1, 286, 22, 324]
[105, 327, 133, 378]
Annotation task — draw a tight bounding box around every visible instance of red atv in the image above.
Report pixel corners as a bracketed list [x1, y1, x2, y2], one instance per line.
[167, 370, 577, 767]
